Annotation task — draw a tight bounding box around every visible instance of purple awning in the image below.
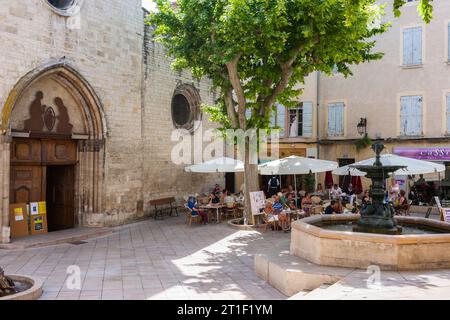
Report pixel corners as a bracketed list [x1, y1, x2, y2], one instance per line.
[393, 147, 450, 161]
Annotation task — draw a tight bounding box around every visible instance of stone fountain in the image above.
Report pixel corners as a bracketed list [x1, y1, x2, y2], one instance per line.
[352, 143, 405, 235]
[287, 143, 450, 271]
[0, 267, 16, 297]
[0, 267, 43, 300]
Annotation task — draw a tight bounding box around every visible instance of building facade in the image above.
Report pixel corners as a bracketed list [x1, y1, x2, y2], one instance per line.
[289, 0, 450, 191]
[264, 0, 450, 191]
[0, 0, 222, 243]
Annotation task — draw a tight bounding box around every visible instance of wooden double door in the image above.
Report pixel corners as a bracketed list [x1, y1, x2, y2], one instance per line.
[10, 138, 77, 232]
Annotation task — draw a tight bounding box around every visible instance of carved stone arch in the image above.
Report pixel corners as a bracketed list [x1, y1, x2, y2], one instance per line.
[0, 60, 107, 240]
[1, 60, 107, 139]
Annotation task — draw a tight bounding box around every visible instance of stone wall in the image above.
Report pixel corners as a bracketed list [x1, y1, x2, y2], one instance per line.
[0, 0, 224, 232]
[140, 30, 223, 212]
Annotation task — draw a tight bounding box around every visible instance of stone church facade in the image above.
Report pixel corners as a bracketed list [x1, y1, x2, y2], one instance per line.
[0, 0, 222, 243]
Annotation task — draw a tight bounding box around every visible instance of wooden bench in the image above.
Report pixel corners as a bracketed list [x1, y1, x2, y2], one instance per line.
[149, 197, 179, 220]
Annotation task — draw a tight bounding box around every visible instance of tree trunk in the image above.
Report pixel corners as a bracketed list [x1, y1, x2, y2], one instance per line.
[243, 137, 259, 225]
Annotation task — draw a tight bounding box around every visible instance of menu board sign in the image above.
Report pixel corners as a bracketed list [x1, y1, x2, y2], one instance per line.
[250, 191, 266, 216]
[443, 209, 450, 223]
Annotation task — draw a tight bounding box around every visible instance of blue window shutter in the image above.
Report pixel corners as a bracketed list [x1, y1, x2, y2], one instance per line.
[412, 96, 422, 134]
[400, 96, 422, 135]
[336, 103, 344, 135]
[400, 97, 409, 135]
[328, 104, 335, 136]
[403, 29, 413, 65]
[412, 27, 422, 65]
[302, 102, 313, 137]
[448, 24, 450, 61]
[276, 103, 286, 137]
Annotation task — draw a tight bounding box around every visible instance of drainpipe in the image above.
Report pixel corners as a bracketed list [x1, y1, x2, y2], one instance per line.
[316, 71, 320, 159]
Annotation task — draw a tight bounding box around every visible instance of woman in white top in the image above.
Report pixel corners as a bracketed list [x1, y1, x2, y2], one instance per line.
[389, 179, 400, 202]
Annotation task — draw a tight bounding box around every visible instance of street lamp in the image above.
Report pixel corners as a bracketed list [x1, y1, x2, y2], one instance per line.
[357, 118, 367, 136]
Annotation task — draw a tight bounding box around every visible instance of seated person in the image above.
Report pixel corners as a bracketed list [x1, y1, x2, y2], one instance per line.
[276, 192, 287, 206]
[212, 184, 221, 194]
[324, 200, 344, 215]
[222, 190, 235, 206]
[301, 192, 313, 209]
[209, 191, 221, 204]
[315, 183, 325, 197]
[330, 184, 343, 199]
[394, 190, 408, 212]
[221, 189, 229, 202]
[272, 195, 290, 232]
[345, 183, 356, 205]
[362, 190, 371, 205]
[272, 195, 283, 213]
[287, 185, 296, 198]
[285, 193, 298, 210]
[187, 196, 209, 224]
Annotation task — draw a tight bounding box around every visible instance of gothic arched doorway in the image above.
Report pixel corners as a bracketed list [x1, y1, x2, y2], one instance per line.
[0, 60, 106, 239]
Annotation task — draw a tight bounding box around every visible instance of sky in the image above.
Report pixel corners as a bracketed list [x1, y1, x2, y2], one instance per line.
[142, 0, 157, 12]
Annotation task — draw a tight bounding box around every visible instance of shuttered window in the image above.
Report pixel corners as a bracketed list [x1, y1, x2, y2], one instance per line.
[328, 103, 345, 137]
[448, 23, 450, 62]
[302, 102, 313, 137]
[400, 96, 422, 136]
[288, 102, 313, 138]
[403, 27, 422, 66]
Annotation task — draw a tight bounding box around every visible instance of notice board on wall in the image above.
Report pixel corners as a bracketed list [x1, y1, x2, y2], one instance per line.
[30, 201, 48, 235]
[9, 203, 29, 239]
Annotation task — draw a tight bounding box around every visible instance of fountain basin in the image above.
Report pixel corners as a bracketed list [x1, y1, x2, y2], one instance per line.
[291, 215, 450, 271]
[0, 275, 43, 300]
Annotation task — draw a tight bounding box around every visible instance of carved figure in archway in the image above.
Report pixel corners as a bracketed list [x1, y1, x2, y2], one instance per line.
[54, 97, 73, 134]
[24, 91, 46, 132]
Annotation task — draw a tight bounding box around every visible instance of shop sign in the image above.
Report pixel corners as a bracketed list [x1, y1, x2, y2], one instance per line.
[393, 147, 450, 161]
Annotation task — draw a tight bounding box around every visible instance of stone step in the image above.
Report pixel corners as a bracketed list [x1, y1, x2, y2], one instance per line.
[290, 285, 331, 300]
[255, 252, 355, 297]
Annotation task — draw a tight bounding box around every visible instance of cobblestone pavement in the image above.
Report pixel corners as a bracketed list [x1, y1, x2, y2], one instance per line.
[0, 216, 289, 300]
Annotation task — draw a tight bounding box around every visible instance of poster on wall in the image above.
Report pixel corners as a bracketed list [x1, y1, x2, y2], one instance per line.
[30, 202, 39, 216]
[38, 201, 47, 215]
[14, 207, 24, 222]
[33, 217, 44, 231]
[9, 204, 29, 239]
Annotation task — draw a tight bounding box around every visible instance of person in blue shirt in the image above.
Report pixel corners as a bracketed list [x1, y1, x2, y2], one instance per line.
[272, 195, 283, 213]
[187, 196, 208, 225]
[272, 195, 290, 232]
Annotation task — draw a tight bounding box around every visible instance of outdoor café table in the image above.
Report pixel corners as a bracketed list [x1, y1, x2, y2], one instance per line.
[198, 203, 225, 224]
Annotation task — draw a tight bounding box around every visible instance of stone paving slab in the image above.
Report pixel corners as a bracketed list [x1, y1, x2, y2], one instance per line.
[301, 268, 450, 300]
[0, 228, 113, 250]
[0, 216, 288, 300]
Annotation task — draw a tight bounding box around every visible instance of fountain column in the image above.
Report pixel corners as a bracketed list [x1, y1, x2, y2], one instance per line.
[352, 143, 405, 235]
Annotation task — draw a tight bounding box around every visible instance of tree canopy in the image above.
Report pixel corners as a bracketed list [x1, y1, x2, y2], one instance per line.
[149, 0, 391, 133]
[148, 0, 434, 221]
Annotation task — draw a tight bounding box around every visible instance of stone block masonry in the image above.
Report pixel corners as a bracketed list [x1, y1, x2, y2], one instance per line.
[0, 0, 224, 237]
